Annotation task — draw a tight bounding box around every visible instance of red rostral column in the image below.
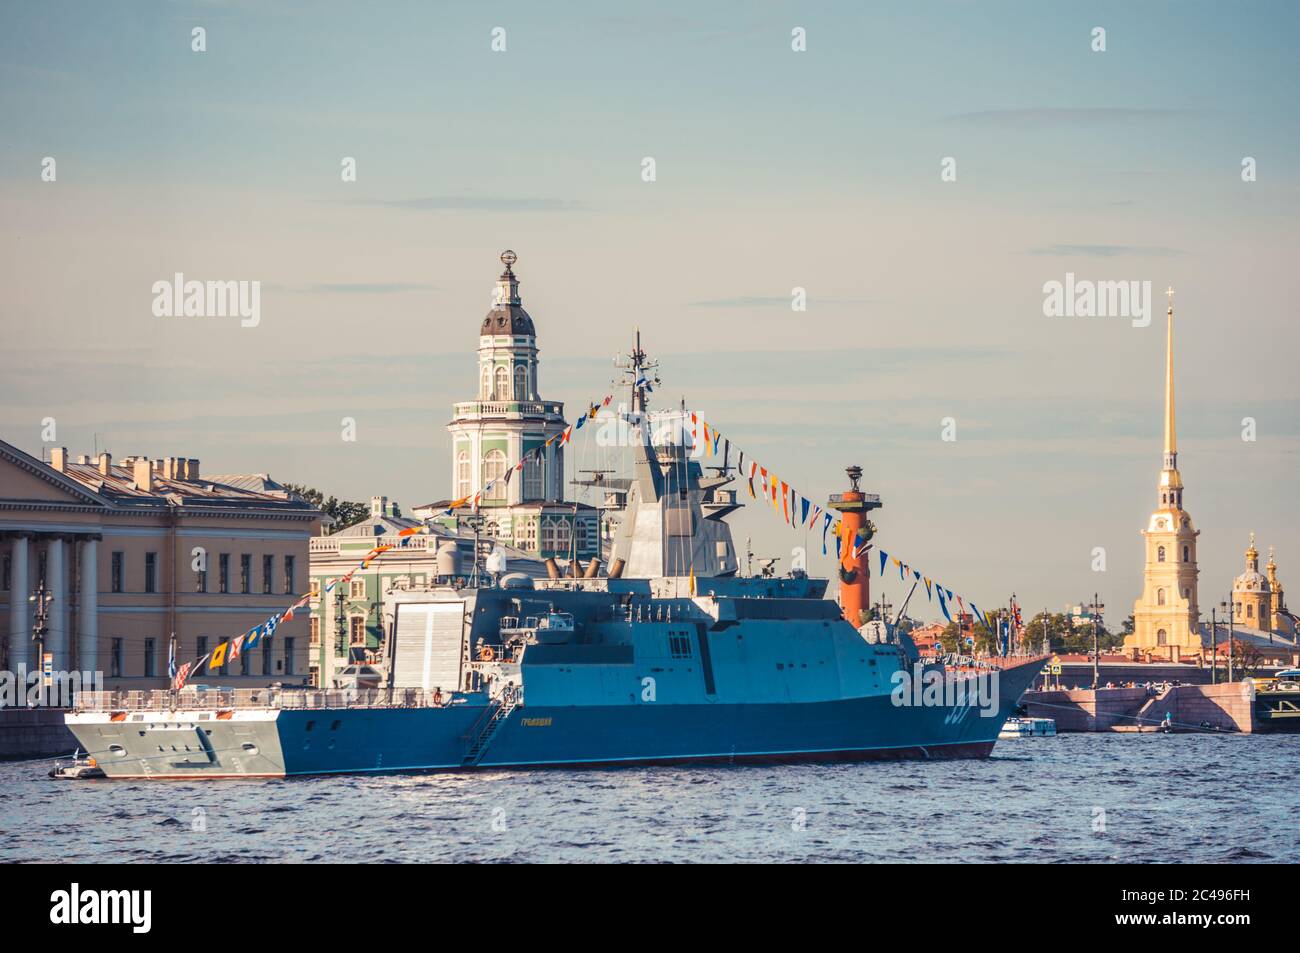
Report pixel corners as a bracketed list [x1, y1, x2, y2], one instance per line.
[828, 466, 882, 627]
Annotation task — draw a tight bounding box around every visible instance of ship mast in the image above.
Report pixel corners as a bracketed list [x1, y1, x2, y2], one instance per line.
[614, 326, 660, 416]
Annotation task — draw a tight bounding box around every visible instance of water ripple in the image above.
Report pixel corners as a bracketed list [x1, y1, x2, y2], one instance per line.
[2, 733, 1297, 863]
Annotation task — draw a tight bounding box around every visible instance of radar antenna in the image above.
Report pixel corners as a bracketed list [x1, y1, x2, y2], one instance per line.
[613, 327, 661, 414]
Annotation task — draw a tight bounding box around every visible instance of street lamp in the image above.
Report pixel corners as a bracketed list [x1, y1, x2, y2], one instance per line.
[1220, 597, 1237, 683]
[29, 579, 54, 704]
[1209, 604, 1218, 684]
[466, 514, 485, 588]
[1090, 593, 1105, 690]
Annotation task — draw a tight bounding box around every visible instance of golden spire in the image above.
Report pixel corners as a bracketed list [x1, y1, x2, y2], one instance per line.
[1163, 286, 1176, 458]
[1246, 532, 1259, 571]
[1156, 286, 1183, 508]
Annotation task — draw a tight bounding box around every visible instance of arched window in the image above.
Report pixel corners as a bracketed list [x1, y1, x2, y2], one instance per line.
[1182, 545, 1190, 562]
[455, 450, 471, 498]
[1157, 546, 1166, 563]
[1157, 588, 1166, 606]
[1157, 629, 1167, 646]
[1247, 604, 1254, 619]
[483, 450, 507, 501]
[480, 365, 492, 399]
[540, 517, 571, 554]
[514, 365, 528, 401]
[494, 366, 509, 399]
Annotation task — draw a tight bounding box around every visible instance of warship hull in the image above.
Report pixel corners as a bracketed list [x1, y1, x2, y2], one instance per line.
[64, 658, 1041, 779]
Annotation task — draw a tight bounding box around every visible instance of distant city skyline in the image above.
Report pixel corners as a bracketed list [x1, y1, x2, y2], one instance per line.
[2, 1, 1298, 622]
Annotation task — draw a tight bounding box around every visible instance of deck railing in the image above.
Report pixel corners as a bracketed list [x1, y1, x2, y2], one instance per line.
[73, 687, 455, 713]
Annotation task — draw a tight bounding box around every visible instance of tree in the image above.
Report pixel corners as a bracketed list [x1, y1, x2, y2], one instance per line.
[1019, 610, 1124, 654]
[939, 621, 961, 654]
[284, 483, 368, 531]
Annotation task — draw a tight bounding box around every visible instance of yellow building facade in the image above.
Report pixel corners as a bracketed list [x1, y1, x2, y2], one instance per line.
[1230, 536, 1295, 638]
[1, 439, 321, 691]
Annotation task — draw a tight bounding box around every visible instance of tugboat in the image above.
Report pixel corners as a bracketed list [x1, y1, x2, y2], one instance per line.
[48, 749, 106, 780]
[64, 339, 1045, 778]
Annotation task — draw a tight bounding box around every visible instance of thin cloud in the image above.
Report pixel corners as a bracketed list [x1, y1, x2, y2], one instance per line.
[688, 296, 875, 308]
[324, 196, 589, 212]
[947, 107, 1192, 127]
[291, 282, 436, 295]
[1028, 244, 1185, 258]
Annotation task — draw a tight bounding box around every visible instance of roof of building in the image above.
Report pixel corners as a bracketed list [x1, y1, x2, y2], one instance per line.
[53, 456, 319, 517]
[1233, 569, 1270, 592]
[412, 499, 599, 515]
[480, 303, 535, 336]
[204, 473, 292, 494]
[329, 513, 426, 538]
[1197, 623, 1296, 653]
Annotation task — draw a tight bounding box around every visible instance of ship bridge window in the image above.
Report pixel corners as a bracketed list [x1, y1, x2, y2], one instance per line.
[668, 632, 693, 659]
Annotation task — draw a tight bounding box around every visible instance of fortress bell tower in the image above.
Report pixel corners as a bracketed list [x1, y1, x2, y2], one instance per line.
[1125, 288, 1201, 658]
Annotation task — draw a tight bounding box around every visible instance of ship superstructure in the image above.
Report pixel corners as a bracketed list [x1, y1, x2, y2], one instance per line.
[65, 337, 1042, 778]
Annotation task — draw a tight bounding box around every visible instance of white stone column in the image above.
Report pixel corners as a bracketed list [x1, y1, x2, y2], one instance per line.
[77, 539, 98, 675]
[46, 537, 69, 671]
[6, 536, 29, 671]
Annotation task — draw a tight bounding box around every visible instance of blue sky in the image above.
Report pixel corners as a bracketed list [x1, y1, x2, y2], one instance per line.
[2, 1, 1298, 622]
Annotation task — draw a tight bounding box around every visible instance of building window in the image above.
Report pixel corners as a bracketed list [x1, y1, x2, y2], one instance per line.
[524, 454, 544, 500]
[1157, 546, 1166, 563]
[284, 556, 295, 595]
[483, 449, 507, 501]
[516, 520, 537, 550]
[514, 365, 527, 401]
[143, 638, 156, 677]
[350, 616, 366, 646]
[481, 365, 492, 399]
[196, 562, 207, 592]
[578, 519, 597, 554]
[240, 554, 251, 594]
[262, 641, 272, 677]
[1182, 546, 1190, 562]
[262, 554, 274, 594]
[349, 578, 366, 599]
[111, 552, 124, 592]
[197, 636, 208, 662]
[456, 450, 472, 499]
[2, 553, 9, 590]
[283, 638, 295, 675]
[110, 638, 123, 678]
[1157, 629, 1167, 646]
[144, 552, 157, 593]
[540, 517, 571, 555]
[241, 645, 251, 676]
[1247, 604, 1254, 619]
[1157, 588, 1166, 606]
[219, 554, 230, 594]
[310, 578, 321, 599]
[494, 365, 509, 399]
[310, 617, 321, 646]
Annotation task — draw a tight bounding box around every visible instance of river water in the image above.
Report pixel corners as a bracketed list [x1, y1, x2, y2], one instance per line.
[2, 733, 1295, 863]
